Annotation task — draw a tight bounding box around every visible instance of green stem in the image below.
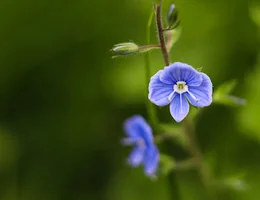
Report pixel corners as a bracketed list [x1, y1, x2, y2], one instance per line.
[182, 118, 216, 199]
[139, 44, 161, 50]
[168, 172, 181, 200]
[139, 44, 161, 53]
[144, 10, 160, 132]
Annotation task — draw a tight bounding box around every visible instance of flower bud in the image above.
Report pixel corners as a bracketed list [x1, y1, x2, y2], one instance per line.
[167, 4, 180, 30]
[111, 42, 139, 56]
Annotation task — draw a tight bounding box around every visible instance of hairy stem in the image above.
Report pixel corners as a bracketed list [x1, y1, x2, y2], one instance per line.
[154, 3, 170, 66]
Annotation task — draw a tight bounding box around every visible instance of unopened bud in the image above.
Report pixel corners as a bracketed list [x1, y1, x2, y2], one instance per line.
[111, 42, 139, 56]
[167, 4, 180, 30]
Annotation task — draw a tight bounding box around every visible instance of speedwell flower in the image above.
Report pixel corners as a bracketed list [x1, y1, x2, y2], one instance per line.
[122, 115, 159, 177]
[149, 62, 212, 122]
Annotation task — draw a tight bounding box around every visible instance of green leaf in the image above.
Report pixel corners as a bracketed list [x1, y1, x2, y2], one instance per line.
[196, 67, 203, 72]
[249, 4, 260, 27]
[159, 154, 176, 176]
[156, 123, 187, 147]
[159, 123, 180, 133]
[165, 26, 182, 50]
[214, 80, 237, 95]
[213, 80, 246, 106]
[219, 173, 249, 192]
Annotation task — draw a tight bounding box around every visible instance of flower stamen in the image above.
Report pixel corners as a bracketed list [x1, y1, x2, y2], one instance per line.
[180, 93, 183, 113]
[187, 90, 199, 102]
[167, 90, 176, 102]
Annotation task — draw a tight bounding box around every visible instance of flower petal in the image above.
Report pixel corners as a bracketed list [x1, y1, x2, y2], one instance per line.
[170, 94, 190, 122]
[143, 145, 159, 176]
[128, 147, 144, 167]
[123, 115, 153, 145]
[185, 72, 212, 107]
[160, 62, 203, 86]
[149, 70, 174, 106]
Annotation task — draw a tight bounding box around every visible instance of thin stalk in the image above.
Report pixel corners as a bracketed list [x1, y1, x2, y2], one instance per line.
[139, 44, 161, 49]
[182, 118, 216, 199]
[139, 44, 161, 52]
[144, 10, 159, 132]
[168, 172, 181, 200]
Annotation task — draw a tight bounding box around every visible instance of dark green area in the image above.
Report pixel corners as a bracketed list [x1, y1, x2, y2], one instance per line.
[0, 0, 259, 199]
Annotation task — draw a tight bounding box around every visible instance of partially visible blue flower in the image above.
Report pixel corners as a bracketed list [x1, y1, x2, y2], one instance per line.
[149, 62, 212, 122]
[122, 115, 159, 177]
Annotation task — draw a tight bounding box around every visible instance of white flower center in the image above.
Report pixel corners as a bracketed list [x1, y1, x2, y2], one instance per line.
[167, 81, 199, 102]
[174, 81, 188, 94]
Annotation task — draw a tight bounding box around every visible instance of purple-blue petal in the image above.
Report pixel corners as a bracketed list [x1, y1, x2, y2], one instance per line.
[122, 115, 160, 176]
[123, 115, 154, 147]
[185, 72, 212, 107]
[148, 70, 173, 106]
[160, 62, 203, 86]
[143, 146, 159, 176]
[170, 94, 190, 122]
[128, 147, 144, 167]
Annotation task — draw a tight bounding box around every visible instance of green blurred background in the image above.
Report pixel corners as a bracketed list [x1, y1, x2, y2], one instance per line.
[0, 0, 259, 199]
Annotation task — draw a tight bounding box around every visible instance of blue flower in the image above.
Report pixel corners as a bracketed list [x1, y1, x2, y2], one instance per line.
[149, 62, 212, 122]
[122, 115, 159, 177]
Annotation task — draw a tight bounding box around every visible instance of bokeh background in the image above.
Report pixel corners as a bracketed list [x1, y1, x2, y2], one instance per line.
[0, 0, 259, 199]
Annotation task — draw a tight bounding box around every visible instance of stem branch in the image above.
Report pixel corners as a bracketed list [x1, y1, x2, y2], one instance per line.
[139, 44, 161, 50]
